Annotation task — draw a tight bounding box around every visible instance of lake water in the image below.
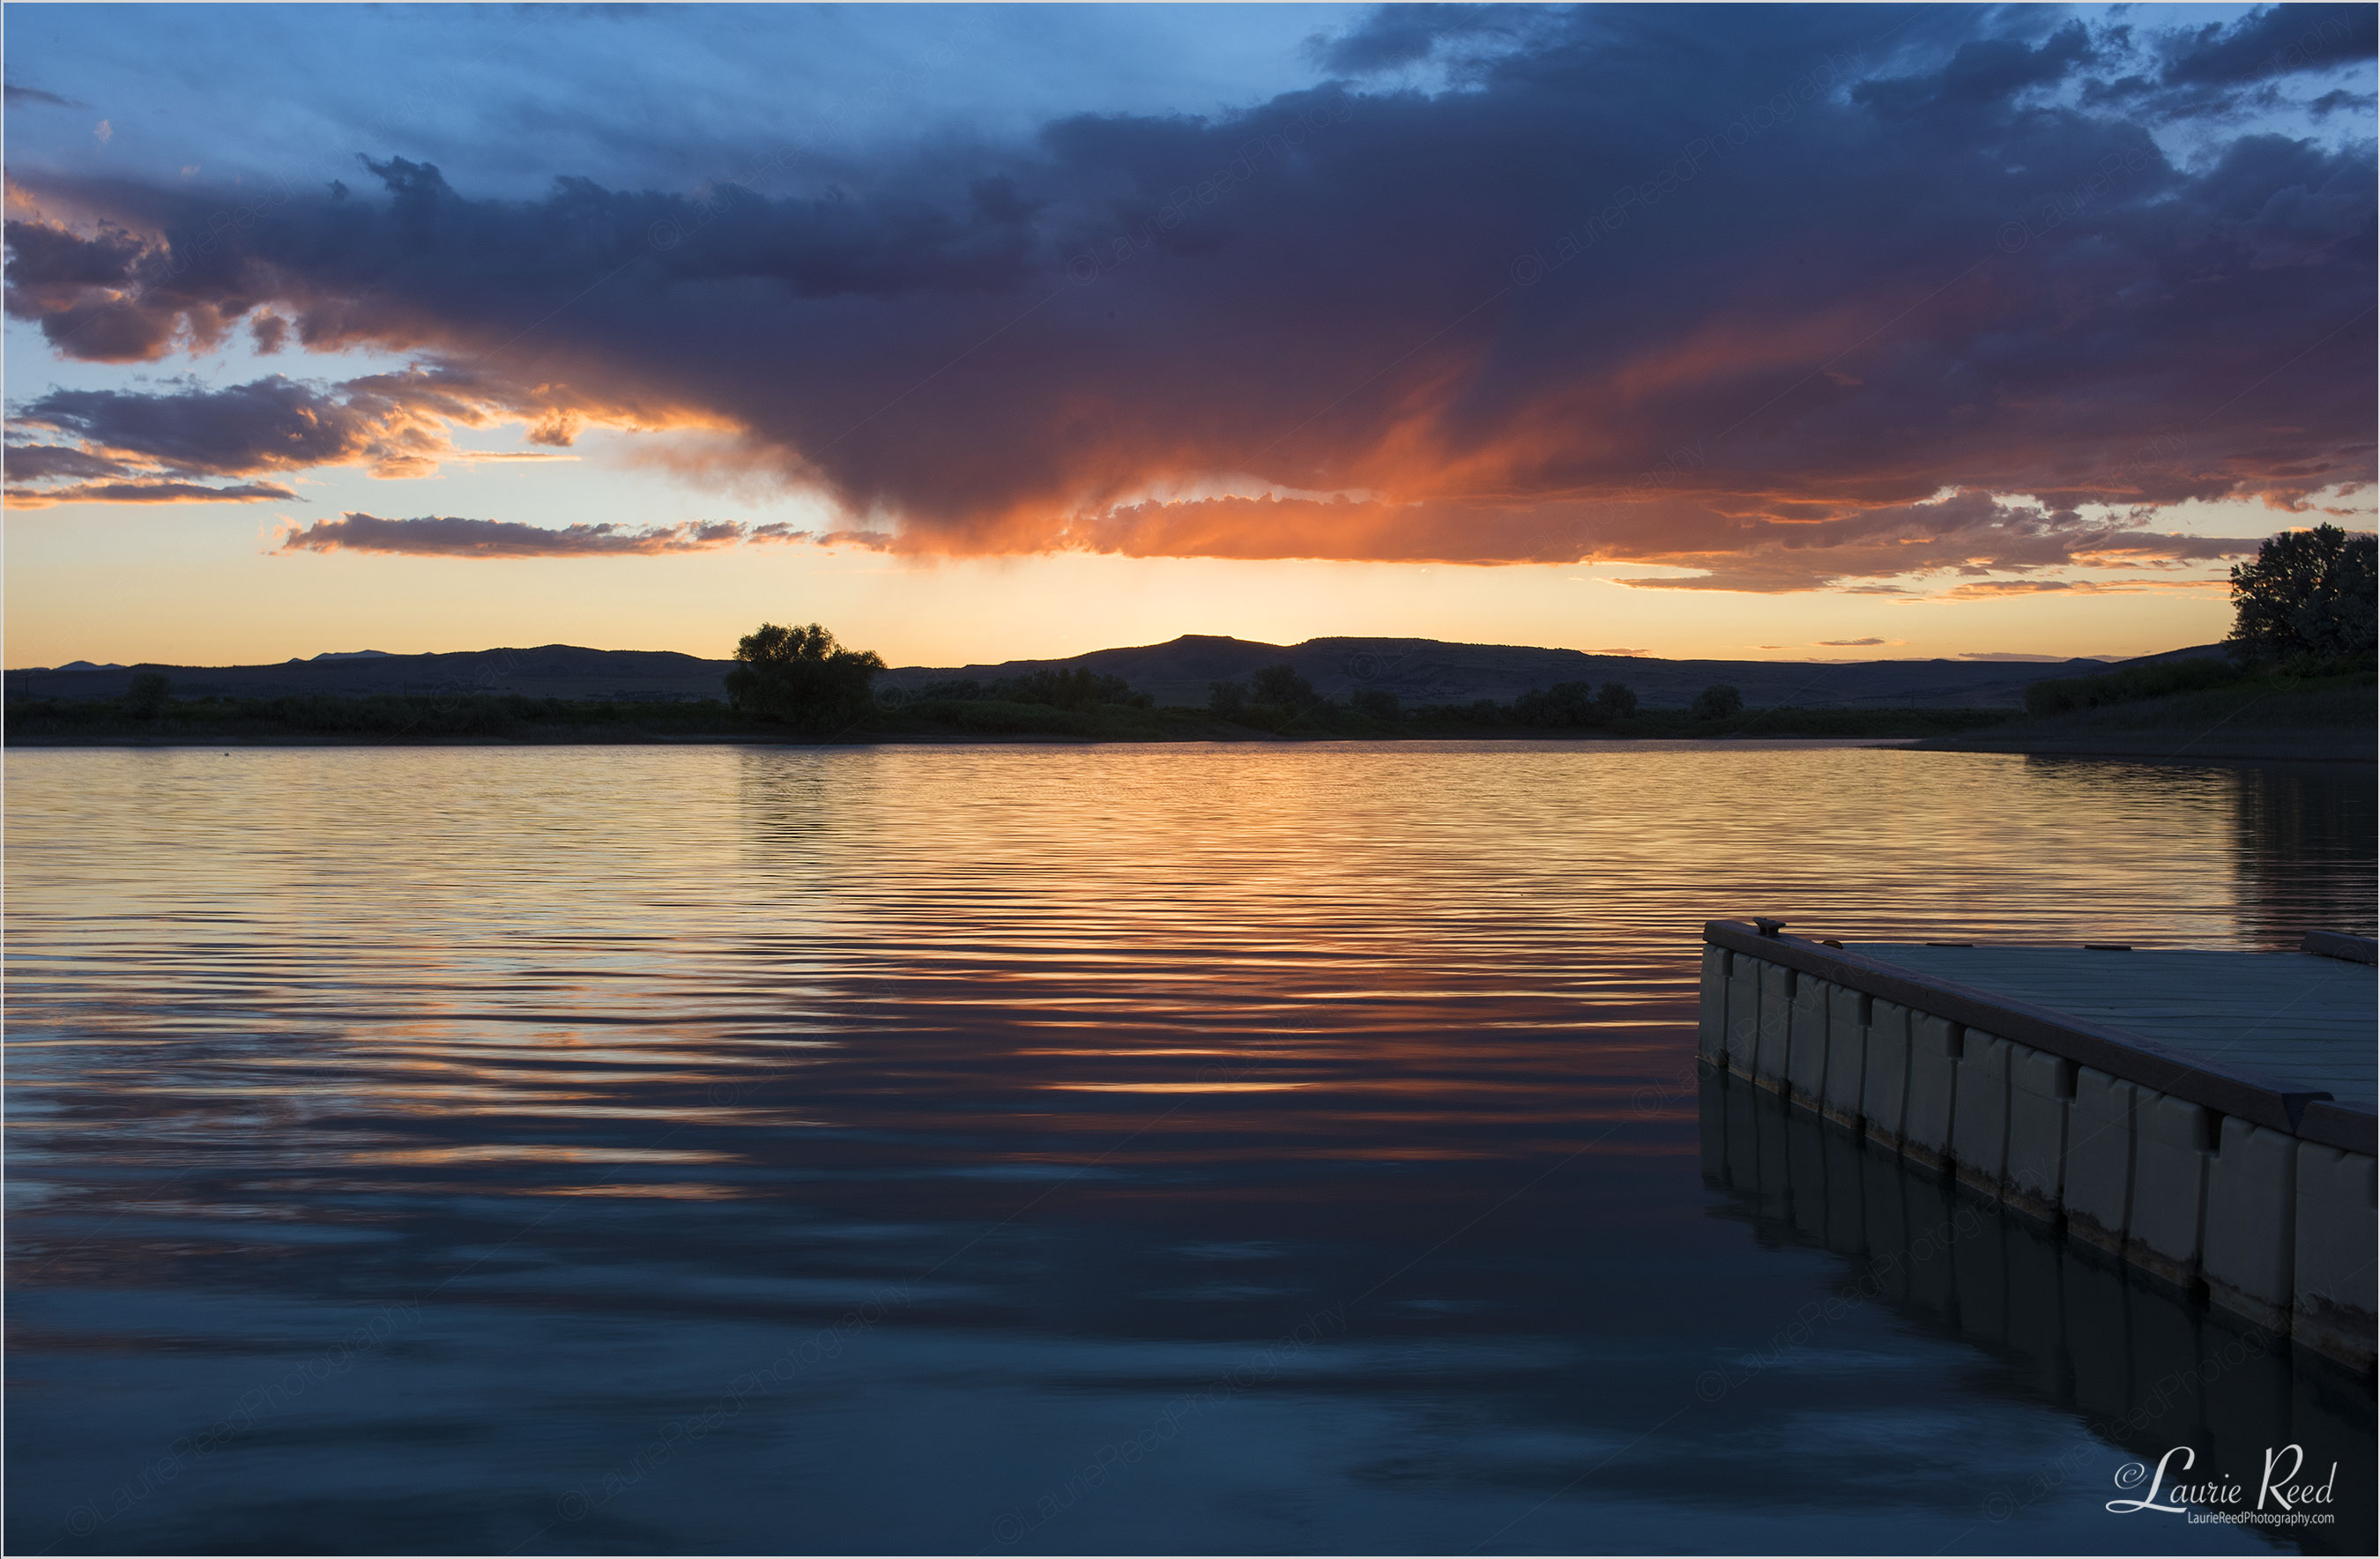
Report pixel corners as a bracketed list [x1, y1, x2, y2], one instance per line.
[6, 743, 2373, 1555]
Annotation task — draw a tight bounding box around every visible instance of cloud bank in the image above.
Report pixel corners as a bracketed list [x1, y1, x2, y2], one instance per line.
[273, 512, 855, 558]
[5, 4, 2373, 590]
[5, 477, 296, 508]
[4, 83, 84, 111]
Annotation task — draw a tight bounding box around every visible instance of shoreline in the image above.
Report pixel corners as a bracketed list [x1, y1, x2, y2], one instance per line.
[1912, 731, 2376, 764]
[1908, 676, 2376, 765]
[8, 731, 2368, 761]
[5, 731, 1930, 752]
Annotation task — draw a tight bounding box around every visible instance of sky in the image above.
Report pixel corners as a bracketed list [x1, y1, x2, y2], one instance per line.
[4, 2, 2375, 670]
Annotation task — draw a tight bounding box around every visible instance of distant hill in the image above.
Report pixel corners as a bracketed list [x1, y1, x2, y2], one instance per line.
[4, 645, 730, 704]
[5, 635, 2224, 710]
[874, 635, 2218, 710]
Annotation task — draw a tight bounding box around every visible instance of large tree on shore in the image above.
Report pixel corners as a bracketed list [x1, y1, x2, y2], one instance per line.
[724, 623, 885, 732]
[2226, 525, 2377, 670]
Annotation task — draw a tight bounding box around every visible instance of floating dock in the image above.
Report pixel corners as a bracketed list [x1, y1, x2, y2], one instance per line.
[1699, 919, 2377, 1371]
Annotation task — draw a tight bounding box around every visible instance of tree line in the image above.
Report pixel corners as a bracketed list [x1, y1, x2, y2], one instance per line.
[656, 521, 2380, 734]
[709, 617, 1764, 734]
[44, 523, 2370, 739]
[2027, 523, 2376, 715]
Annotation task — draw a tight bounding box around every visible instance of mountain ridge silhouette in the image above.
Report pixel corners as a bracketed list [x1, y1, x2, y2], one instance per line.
[6, 635, 2223, 709]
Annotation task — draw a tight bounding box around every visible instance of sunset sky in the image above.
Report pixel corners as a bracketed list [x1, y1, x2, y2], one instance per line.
[5, 2, 2374, 670]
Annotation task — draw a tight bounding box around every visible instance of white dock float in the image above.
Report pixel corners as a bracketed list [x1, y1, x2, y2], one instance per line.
[1699, 919, 2378, 1372]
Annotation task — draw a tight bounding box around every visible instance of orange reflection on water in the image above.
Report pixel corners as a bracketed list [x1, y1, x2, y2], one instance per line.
[350, 1145, 733, 1165]
[5, 744, 2369, 1213]
[524, 1182, 749, 1199]
[1046, 1080, 1314, 1093]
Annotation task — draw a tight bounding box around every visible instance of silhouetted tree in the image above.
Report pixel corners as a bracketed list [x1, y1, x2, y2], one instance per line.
[723, 622, 884, 732]
[124, 671, 174, 716]
[1514, 681, 1597, 726]
[1251, 664, 1317, 707]
[996, 668, 1147, 709]
[1594, 680, 1639, 721]
[2227, 524, 2377, 670]
[1350, 687, 1400, 721]
[1208, 679, 1248, 718]
[1691, 684, 1744, 719]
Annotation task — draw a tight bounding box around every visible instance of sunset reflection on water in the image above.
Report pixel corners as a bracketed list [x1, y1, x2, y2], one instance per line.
[7, 743, 2371, 1554]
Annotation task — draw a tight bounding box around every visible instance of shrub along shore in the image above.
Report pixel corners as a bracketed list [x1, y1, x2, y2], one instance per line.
[2, 689, 2011, 746]
[10, 655, 2367, 756]
[1911, 669, 2375, 762]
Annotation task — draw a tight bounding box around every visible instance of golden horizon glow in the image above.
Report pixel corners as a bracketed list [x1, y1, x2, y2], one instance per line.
[0, 521, 2259, 671]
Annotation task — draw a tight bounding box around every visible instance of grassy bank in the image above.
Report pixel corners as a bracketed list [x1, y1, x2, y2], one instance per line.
[6, 692, 2013, 746]
[1910, 672, 2376, 761]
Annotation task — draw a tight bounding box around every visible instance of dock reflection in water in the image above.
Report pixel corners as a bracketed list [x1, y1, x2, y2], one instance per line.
[2233, 763, 2380, 948]
[1702, 1065, 2376, 1555]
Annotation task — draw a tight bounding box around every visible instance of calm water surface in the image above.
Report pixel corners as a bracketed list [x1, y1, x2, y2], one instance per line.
[7, 743, 2374, 1554]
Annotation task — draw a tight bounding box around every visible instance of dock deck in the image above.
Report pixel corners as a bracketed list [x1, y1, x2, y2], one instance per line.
[1841, 943, 2376, 1110]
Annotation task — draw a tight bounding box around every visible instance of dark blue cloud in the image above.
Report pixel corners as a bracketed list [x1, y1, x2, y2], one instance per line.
[4, 4, 2372, 586]
[4, 478, 296, 508]
[3, 442, 130, 483]
[2161, 3, 2378, 86]
[4, 83, 85, 109]
[8, 369, 511, 479]
[1306, 2, 1558, 76]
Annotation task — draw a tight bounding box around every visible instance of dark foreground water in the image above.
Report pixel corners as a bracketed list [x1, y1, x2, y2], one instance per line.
[6, 743, 2373, 1555]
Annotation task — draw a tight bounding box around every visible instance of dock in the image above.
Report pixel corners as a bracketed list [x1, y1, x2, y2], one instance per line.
[1699, 919, 2377, 1371]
